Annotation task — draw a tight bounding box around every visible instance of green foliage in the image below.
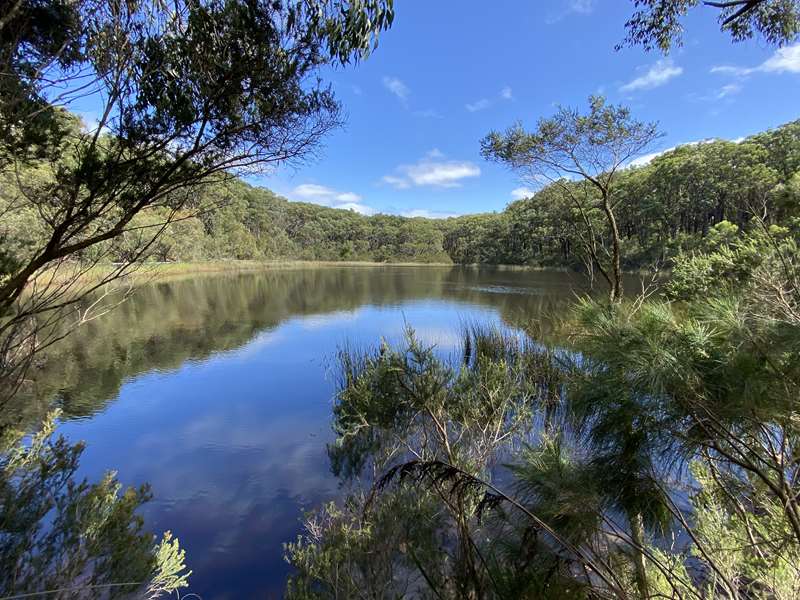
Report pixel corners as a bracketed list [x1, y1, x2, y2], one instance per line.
[288, 326, 570, 598]
[285, 490, 446, 599]
[289, 218, 800, 597]
[507, 435, 603, 547]
[330, 325, 561, 479]
[666, 218, 800, 301]
[620, 0, 800, 52]
[666, 222, 765, 301]
[2, 117, 798, 275]
[566, 222, 800, 593]
[0, 411, 190, 598]
[688, 461, 800, 600]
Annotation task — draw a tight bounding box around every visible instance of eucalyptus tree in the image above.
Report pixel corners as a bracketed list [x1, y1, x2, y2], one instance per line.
[621, 0, 800, 51]
[751, 119, 800, 182]
[0, 0, 394, 399]
[481, 96, 661, 302]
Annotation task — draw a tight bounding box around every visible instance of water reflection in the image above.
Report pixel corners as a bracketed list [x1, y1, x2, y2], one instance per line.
[12, 266, 605, 598]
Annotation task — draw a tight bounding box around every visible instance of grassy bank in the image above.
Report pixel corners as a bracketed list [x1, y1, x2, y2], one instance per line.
[42, 260, 654, 289]
[59, 259, 461, 286]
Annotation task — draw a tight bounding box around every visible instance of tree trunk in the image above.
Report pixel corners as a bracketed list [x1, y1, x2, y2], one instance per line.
[629, 511, 649, 599]
[601, 194, 623, 302]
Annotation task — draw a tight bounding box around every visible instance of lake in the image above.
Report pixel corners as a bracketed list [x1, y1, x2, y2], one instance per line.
[16, 265, 594, 599]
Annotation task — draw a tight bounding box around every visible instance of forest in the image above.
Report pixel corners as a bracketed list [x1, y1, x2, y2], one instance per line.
[2, 0, 800, 599]
[4, 117, 798, 271]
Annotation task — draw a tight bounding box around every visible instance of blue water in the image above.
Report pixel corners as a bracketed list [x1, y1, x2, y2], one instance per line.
[30, 266, 584, 598]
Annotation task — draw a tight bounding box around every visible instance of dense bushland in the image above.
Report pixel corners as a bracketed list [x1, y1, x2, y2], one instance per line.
[3, 119, 797, 269]
[285, 221, 800, 599]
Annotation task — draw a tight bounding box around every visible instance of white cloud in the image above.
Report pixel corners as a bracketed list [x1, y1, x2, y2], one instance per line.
[290, 184, 375, 215]
[620, 59, 683, 92]
[547, 0, 595, 23]
[466, 87, 513, 112]
[337, 202, 376, 215]
[710, 65, 751, 76]
[628, 150, 668, 168]
[689, 81, 743, 103]
[335, 192, 362, 204]
[762, 43, 800, 73]
[711, 42, 800, 77]
[381, 175, 410, 189]
[716, 83, 742, 98]
[404, 161, 480, 188]
[383, 76, 410, 103]
[383, 150, 481, 189]
[568, 0, 595, 14]
[466, 98, 491, 112]
[628, 144, 708, 168]
[402, 209, 460, 219]
[627, 139, 726, 168]
[511, 187, 535, 200]
[292, 183, 358, 202]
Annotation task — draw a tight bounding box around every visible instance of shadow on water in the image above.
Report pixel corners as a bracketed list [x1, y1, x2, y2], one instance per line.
[12, 266, 590, 426]
[5, 265, 639, 598]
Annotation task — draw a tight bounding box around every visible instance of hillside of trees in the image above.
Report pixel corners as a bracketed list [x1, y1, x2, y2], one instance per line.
[3, 115, 797, 271]
[25, 118, 792, 269]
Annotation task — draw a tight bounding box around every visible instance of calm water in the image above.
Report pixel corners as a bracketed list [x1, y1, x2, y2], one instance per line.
[18, 266, 593, 599]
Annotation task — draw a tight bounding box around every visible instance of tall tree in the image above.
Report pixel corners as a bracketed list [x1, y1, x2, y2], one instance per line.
[481, 96, 661, 302]
[0, 0, 394, 397]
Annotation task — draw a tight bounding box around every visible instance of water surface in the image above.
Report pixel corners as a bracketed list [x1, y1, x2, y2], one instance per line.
[18, 266, 592, 599]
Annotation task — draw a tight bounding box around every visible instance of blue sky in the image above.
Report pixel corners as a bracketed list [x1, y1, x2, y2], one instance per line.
[251, 0, 800, 218]
[63, 1, 797, 217]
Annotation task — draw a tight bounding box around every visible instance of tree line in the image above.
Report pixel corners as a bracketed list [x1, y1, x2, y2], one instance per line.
[62, 118, 800, 269]
[6, 115, 796, 270]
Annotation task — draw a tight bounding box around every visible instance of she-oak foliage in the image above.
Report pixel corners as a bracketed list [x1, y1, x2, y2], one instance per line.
[285, 225, 800, 597]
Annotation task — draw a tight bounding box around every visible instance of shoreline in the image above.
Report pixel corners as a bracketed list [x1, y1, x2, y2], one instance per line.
[40, 260, 662, 289]
[59, 260, 578, 285]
